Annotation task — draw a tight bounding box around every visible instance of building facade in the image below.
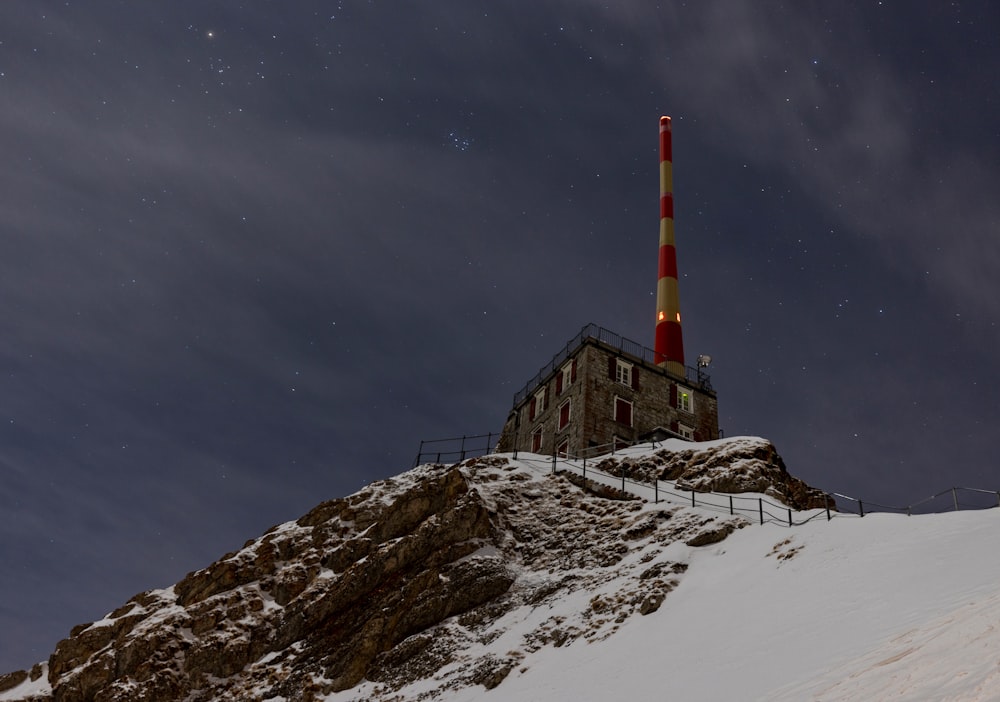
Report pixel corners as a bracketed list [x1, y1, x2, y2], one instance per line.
[496, 324, 719, 457]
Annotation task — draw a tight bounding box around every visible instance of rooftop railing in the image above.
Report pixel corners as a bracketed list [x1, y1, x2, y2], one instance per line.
[511, 323, 712, 406]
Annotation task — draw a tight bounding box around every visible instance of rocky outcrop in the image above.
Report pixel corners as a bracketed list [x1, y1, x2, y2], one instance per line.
[10, 466, 515, 702]
[597, 436, 833, 510]
[2, 437, 826, 701]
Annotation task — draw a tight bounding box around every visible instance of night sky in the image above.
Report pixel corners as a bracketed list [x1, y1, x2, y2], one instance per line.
[2, 1, 999, 672]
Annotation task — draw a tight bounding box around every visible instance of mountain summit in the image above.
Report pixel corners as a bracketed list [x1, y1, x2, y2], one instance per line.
[3, 437, 998, 701]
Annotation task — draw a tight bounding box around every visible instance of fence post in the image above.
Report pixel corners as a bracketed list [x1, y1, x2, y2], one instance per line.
[952, 488, 959, 512]
[825, 495, 831, 521]
[729, 495, 734, 516]
[858, 500, 864, 517]
[460, 435, 466, 461]
[787, 508, 792, 527]
[655, 479, 659, 504]
[622, 470, 626, 494]
[759, 498, 763, 525]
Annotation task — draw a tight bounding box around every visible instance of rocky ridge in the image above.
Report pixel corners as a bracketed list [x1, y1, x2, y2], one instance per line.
[0, 436, 825, 702]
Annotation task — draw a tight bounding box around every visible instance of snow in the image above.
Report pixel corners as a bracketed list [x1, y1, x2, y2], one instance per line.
[456, 507, 1000, 702]
[327, 441, 1000, 701]
[4, 437, 998, 701]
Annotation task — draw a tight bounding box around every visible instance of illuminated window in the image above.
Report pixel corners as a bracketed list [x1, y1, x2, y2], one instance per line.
[615, 359, 632, 386]
[558, 399, 571, 431]
[614, 395, 633, 426]
[677, 386, 693, 413]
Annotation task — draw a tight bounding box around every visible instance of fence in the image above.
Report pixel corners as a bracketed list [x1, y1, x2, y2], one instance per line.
[510, 322, 713, 406]
[831, 487, 1000, 516]
[523, 450, 837, 528]
[412, 432, 498, 467]
[411, 434, 1000, 524]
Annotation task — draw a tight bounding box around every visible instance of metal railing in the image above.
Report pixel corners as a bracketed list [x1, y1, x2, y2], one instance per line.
[511, 323, 713, 406]
[509, 451, 835, 527]
[411, 433, 1000, 521]
[831, 487, 1000, 516]
[412, 432, 498, 467]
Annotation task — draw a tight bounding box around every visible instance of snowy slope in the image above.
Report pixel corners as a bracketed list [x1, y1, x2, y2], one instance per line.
[3, 438, 998, 701]
[340, 449, 1000, 702]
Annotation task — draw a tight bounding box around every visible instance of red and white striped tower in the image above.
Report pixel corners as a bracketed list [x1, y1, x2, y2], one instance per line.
[654, 115, 685, 376]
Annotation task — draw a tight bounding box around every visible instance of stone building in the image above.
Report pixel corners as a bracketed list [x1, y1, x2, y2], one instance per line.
[495, 324, 719, 457]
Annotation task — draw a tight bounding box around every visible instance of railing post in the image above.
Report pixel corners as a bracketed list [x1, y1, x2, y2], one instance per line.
[759, 498, 763, 525]
[858, 500, 864, 517]
[691, 490, 695, 508]
[787, 508, 792, 527]
[460, 435, 466, 461]
[655, 479, 659, 504]
[729, 495, 734, 516]
[826, 495, 831, 521]
[622, 470, 626, 494]
[952, 488, 959, 512]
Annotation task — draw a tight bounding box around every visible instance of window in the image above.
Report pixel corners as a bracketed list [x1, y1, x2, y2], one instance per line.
[557, 360, 575, 394]
[614, 395, 633, 426]
[615, 359, 632, 386]
[531, 429, 543, 453]
[677, 386, 693, 413]
[677, 424, 694, 440]
[556, 439, 569, 458]
[530, 387, 547, 420]
[558, 399, 571, 430]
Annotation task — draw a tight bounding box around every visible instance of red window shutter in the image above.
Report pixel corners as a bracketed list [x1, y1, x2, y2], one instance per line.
[571, 359, 577, 383]
[608, 355, 616, 380]
[615, 397, 632, 426]
[529, 397, 536, 421]
[670, 420, 678, 433]
[559, 401, 570, 429]
[555, 373, 563, 395]
[669, 383, 677, 406]
[631, 367, 640, 391]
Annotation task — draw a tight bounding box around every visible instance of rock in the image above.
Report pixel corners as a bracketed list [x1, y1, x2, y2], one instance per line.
[2, 441, 803, 701]
[686, 522, 737, 547]
[0, 670, 27, 694]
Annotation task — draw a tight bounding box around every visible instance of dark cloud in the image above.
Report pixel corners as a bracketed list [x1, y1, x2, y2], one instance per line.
[0, 0, 998, 672]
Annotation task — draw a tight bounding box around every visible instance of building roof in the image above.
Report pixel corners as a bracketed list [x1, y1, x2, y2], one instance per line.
[511, 323, 713, 407]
